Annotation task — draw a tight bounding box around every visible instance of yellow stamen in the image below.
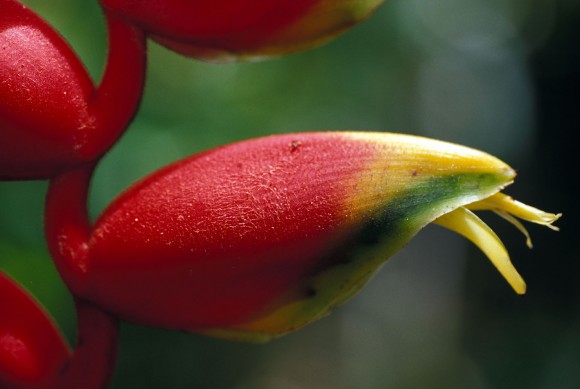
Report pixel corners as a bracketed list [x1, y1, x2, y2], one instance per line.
[467, 193, 561, 230]
[493, 210, 533, 249]
[434, 207, 527, 295]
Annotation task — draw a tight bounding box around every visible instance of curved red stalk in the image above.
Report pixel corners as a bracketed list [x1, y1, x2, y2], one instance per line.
[45, 167, 119, 388]
[57, 299, 119, 389]
[83, 8, 147, 161]
[42, 7, 144, 387]
[45, 165, 94, 296]
[44, 4, 146, 294]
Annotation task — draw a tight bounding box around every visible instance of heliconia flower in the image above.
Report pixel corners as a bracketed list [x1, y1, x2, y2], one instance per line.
[98, 0, 384, 62]
[47, 132, 560, 342]
[0, 0, 146, 180]
[0, 272, 70, 389]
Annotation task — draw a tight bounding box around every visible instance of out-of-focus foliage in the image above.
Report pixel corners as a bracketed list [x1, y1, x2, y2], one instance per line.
[1, 0, 578, 388]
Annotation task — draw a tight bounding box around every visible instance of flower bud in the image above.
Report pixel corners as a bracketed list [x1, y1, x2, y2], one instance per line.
[0, 272, 70, 389]
[0, 0, 96, 180]
[77, 132, 558, 342]
[99, 0, 384, 62]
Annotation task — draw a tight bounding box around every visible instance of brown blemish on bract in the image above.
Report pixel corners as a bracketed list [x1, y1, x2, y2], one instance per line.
[289, 140, 302, 153]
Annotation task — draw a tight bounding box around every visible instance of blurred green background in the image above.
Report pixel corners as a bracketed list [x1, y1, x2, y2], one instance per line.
[1, 0, 578, 387]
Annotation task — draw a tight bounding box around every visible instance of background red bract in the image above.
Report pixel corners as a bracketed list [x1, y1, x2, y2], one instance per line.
[100, 0, 314, 37]
[99, 0, 382, 61]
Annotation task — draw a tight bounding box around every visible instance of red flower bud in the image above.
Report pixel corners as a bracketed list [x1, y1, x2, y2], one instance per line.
[46, 132, 557, 342]
[0, 0, 146, 180]
[0, 0, 95, 179]
[0, 272, 70, 389]
[99, 0, 384, 62]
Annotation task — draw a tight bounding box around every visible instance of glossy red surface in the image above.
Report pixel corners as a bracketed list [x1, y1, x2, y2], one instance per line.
[99, 0, 384, 60]
[86, 133, 377, 329]
[0, 1, 146, 181]
[0, 0, 94, 179]
[101, 0, 317, 44]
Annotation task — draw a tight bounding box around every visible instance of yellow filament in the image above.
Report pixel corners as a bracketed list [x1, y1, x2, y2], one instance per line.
[434, 207, 527, 295]
[493, 210, 533, 249]
[467, 193, 561, 230]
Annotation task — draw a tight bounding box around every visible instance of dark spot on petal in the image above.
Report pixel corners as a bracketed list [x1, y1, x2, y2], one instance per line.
[305, 287, 317, 298]
[289, 140, 301, 153]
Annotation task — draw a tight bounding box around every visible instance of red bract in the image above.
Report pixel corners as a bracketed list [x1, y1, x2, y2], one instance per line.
[47, 132, 539, 342]
[0, 0, 146, 180]
[0, 272, 70, 389]
[99, 0, 384, 62]
[0, 0, 94, 179]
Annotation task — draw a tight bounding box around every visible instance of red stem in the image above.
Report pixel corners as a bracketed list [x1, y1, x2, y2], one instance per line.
[82, 8, 147, 160]
[42, 6, 147, 388]
[45, 165, 94, 296]
[45, 167, 119, 388]
[43, 6, 145, 389]
[58, 299, 119, 389]
[44, 9, 146, 294]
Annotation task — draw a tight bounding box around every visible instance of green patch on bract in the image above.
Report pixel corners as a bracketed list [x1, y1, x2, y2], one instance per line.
[205, 172, 509, 342]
